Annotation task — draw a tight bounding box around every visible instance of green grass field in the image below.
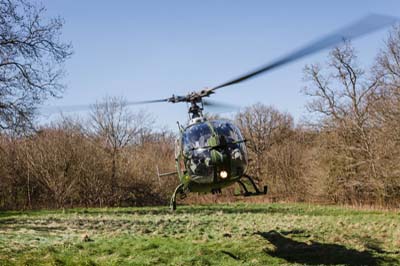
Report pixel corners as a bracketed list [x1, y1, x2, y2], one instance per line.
[0, 203, 399, 266]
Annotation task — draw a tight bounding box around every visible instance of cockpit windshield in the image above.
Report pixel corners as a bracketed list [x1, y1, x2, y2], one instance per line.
[211, 120, 244, 143]
[183, 122, 212, 152]
[182, 120, 245, 152]
[182, 120, 247, 181]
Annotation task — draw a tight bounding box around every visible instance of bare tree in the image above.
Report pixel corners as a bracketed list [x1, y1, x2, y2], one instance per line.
[371, 25, 400, 131]
[0, 0, 72, 134]
[375, 25, 400, 86]
[235, 103, 293, 180]
[23, 126, 81, 208]
[303, 42, 383, 202]
[368, 26, 400, 204]
[90, 96, 153, 202]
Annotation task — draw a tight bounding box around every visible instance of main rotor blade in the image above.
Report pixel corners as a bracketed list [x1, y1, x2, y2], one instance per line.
[41, 98, 170, 114]
[126, 98, 170, 105]
[210, 14, 398, 91]
[40, 104, 94, 113]
[203, 99, 238, 110]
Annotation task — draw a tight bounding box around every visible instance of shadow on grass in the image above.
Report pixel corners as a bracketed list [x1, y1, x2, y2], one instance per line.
[256, 230, 397, 266]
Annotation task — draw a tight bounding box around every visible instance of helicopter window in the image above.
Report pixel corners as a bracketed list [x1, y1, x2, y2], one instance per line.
[211, 120, 244, 143]
[211, 120, 248, 165]
[182, 122, 212, 152]
[188, 148, 213, 177]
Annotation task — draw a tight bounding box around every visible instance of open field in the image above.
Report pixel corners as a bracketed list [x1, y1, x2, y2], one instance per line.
[0, 203, 399, 266]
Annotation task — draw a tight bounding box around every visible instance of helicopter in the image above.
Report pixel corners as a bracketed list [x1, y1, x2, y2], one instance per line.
[123, 14, 396, 210]
[43, 14, 396, 210]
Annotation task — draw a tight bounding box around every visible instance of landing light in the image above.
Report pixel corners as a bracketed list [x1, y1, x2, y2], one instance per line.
[220, 170, 228, 179]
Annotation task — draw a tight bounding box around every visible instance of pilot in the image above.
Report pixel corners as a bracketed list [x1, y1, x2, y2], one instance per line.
[232, 148, 243, 161]
[189, 154, 211, 176]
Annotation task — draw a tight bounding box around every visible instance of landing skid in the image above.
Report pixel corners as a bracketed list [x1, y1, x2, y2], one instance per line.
[236, 174, 268, 196]
[169, 174, 267, 211]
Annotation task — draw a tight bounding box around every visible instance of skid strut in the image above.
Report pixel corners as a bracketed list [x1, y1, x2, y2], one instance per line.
[237, 174, 268, 196]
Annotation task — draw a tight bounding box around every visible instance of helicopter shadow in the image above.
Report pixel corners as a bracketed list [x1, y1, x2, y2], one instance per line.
[256, 230, 397, 266]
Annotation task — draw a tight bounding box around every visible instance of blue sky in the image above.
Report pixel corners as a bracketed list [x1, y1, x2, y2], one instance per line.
[39, 0, 400, 130]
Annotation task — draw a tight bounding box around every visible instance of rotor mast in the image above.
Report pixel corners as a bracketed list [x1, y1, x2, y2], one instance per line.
[188, 101, 203, 119]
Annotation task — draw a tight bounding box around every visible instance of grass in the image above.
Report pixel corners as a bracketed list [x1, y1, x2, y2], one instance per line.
[0, 203, 399, 265]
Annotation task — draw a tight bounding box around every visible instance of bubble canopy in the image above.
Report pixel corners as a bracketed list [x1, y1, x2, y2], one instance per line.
[183, 120, 244, 150]
[181, 120, 247, 182]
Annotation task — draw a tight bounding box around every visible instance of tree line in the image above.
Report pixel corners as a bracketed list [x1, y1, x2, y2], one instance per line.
[0, 99, 178, 209]
[2, 26, 400, 210]
[239, 29, 400, 207]
[1, 1, 400, 209]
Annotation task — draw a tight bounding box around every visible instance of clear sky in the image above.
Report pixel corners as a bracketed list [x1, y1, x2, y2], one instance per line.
[39, 0, 400, 130]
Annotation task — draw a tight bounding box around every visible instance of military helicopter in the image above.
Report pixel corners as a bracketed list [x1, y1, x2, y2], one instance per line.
[45, 14, 396, 210]
[124, 14, 396, 210]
